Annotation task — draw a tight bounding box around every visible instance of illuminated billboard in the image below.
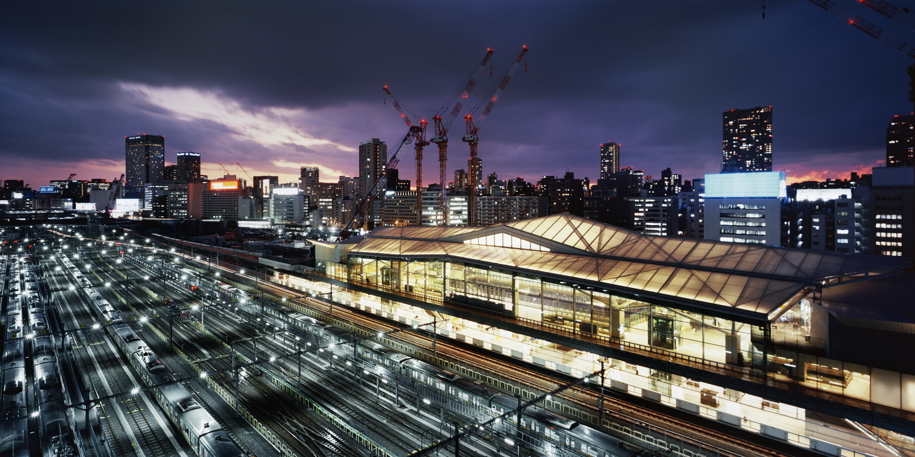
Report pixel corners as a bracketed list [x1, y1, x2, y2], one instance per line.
[705, 172, 786, 198]
[40, 186, 57, 194]
[272, 187, 301, 196]
[115, 198, 142, 213]
[75, 203, 97, 211]
[209, 180, 240, 191]
[796, 188, 851, 202]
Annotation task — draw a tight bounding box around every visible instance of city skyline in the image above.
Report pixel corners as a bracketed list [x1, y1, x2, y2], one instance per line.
[1, 2, 909, 189]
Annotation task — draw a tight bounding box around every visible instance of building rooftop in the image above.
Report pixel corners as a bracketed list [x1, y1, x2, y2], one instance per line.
[349, 214, 908, 319]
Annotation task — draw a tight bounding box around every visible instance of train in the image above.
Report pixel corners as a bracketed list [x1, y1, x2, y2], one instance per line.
[312, 322, 637, 457]
[60, 253, 249, 457]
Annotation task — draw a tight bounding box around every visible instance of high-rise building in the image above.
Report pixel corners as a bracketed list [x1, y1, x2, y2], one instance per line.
[599, 142, 621, 179]
[538, 172, 588, 217]
[202, 175, 243, 220]
[359, 139, 387, 228]
[270, 186, 305, 223]
[721, 106, 772, 173]
[176, 152, 201, 182]
[704, 171, 786, 246]
[468, 157, 483, 191]
[359, 139, 387, 196]
[628, 196, 678, 236]
[125, 134, 165, 189]
[887, 114, 915, 167]
[164, 165, 179, 181]
[870, 166, 914, 260]
[453, 169, 467, 191]
[253, 176, 279, 218]
[300, 167, 319, 195]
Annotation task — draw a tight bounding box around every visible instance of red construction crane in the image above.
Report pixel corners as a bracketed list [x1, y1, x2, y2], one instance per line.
[430, 49, 495, 224]
[856, 0, 915, 31]
[383, 86, 427, 219]
[463, 45, 529, 226]
[218, 163, 231, 177]
[808, 0, 915, 109]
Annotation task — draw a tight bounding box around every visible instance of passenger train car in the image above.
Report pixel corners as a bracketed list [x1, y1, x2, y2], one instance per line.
[1, 339, 30, 457]
[336, 323, 637, 457]
[60, 254, 248, 457]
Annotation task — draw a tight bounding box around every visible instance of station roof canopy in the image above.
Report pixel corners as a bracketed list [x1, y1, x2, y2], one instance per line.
[349, 214, 909, 318]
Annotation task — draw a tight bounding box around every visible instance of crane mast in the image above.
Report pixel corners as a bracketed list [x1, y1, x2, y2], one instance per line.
[430, 49, 494, 224]
[463, 45, 529, 226]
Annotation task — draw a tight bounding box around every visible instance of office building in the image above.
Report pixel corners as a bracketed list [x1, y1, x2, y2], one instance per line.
[125, 134, 165, 189]
[300, 167, 319, 195]
[202, 175, 243, 220]
[677, 190, 705, 239]
[475, 195, 540, 226]
[164, 165, 180, 181]
[381, 189, 470, 227]
[599, 142, 621, 179]
[628, 196, 678, 236]
[253, 176, 279, 218]
[721, 107, 772, 173]
[176, 151, 201, 181]
[339, 176, 359, 197]
[270, 187, 305, 223]
[704, 171, 786, 246]
[143, 183, 170, 210]
[384, 169, 410, 192]
[359, 139, 387, 227]
[886, 114, 915, 167]
[538, 172, 588, 217]
[870, 166, 914, 259]
[453, 169, 467, 192]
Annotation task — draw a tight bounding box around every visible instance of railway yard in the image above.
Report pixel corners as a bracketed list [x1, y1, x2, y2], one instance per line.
[1, 224, 857, 457]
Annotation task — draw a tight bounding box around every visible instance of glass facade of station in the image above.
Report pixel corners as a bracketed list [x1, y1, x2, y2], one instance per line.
[277, 270, 912, 456]
[329, 255, 893, 407]
[312, 214, 914, 453]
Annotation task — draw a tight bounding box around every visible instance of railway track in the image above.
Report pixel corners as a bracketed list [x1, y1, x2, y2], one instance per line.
[202, 307, 438, 455]
[265, 283, 791, 457]
[48, 264, 181, 457]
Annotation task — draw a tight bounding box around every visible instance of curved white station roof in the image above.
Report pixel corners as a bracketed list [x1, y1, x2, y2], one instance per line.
[350, 214, 907, 317]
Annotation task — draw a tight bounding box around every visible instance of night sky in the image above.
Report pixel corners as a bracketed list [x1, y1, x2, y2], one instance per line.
[1, 1, 910, 188]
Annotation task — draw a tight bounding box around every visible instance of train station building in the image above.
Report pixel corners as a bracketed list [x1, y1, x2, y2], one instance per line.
[292, 214, 914, 456]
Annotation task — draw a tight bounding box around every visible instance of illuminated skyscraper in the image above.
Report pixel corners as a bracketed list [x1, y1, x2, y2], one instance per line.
[359, 138, 387, 228]
[176, 151, 201, 182]
[125, 134, 165, 189]
[721, 106, 772, 173]
[887, 114, 915, 167]
[599, 142, 620, 179]
[359, 139, 387, 198]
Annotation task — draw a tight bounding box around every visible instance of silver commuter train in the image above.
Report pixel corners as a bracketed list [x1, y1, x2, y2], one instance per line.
[60, 252, 247, 457]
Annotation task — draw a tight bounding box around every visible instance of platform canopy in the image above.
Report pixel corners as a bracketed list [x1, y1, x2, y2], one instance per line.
[350, 214, 908, 317]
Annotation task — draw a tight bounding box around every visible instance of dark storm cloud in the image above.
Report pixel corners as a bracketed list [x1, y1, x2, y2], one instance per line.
[0, 0, 909, 186]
